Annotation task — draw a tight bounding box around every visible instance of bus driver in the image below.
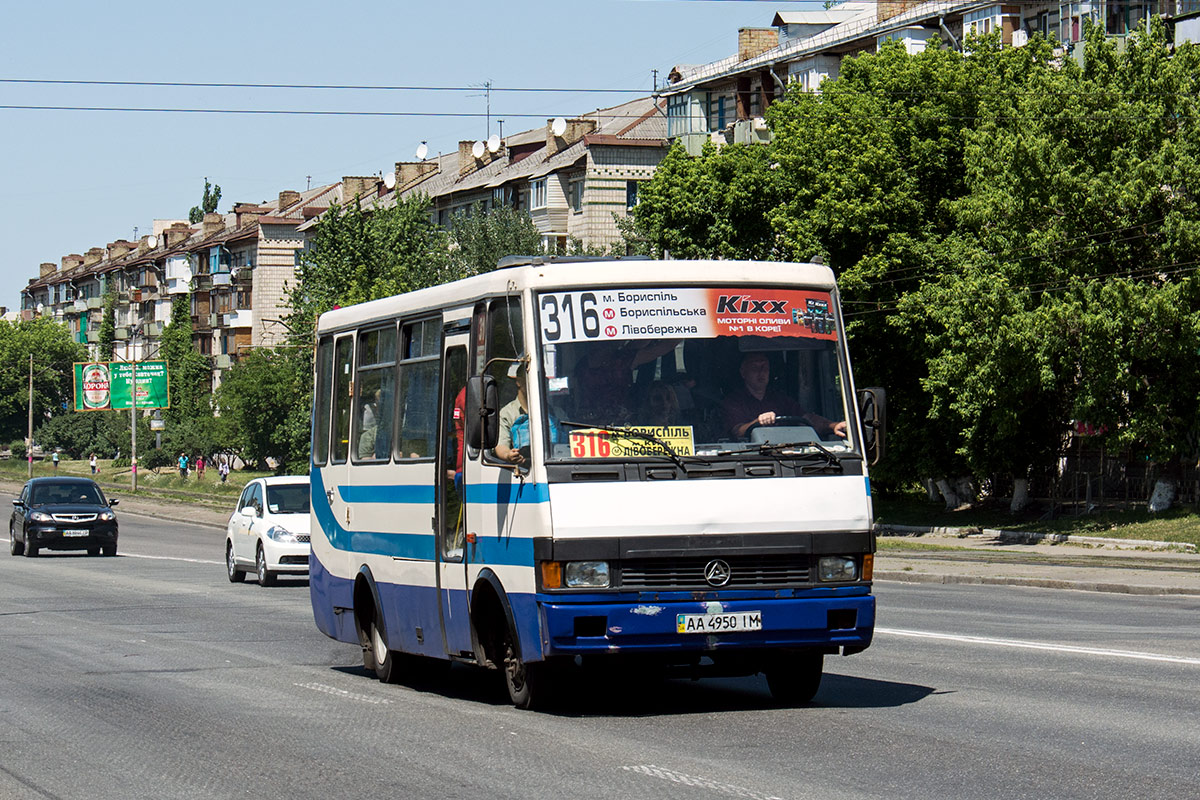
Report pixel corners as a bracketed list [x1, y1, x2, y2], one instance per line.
[723, 352, 847, 440]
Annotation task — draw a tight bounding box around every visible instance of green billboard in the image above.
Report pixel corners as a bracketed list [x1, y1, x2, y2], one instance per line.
[73, 361, 170, 411]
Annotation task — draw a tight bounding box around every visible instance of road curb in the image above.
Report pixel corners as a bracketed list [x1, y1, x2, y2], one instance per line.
[875, 570, 1200, 596]
[876, 524, 1196, 553]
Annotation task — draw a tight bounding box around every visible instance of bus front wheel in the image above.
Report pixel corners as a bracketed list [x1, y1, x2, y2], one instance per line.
[502, 627, 553, 710]
[362, 617, 398, 683]
[764, 652, 823, 706]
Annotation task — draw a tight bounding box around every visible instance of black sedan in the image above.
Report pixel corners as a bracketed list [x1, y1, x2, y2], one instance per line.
[10, 477, 119, 557]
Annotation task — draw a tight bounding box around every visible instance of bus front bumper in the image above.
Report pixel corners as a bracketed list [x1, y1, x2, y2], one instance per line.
[538, 589, 874, 656]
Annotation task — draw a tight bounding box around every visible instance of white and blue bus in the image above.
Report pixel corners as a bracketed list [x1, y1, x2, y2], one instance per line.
[309, 257, 884, 708]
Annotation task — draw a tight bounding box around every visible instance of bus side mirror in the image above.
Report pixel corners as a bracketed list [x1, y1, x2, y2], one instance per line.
[858, 386, 886, 465]
[466, 375, 500, 451]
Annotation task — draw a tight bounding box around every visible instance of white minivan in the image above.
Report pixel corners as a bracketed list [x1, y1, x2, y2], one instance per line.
[225, 476, 310, 586]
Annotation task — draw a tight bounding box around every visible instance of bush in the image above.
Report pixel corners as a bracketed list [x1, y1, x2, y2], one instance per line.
[10, 440, 26, 460]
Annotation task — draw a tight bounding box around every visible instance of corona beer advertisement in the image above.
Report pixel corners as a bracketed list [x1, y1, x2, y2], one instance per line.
[73, 361, 170, 411]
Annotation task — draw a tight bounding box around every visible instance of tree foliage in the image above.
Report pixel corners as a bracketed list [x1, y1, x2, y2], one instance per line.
[188, 178, 222, 224]
[98, 288, 117, 360]
[160, 294, 211, 421]
[629, 22, 1200, 502]
[215, 348, 311, 472]
[449, 202, 544, 274]
[0, 318, 87, 444]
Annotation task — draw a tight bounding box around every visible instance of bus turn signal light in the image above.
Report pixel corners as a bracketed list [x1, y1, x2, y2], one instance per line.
[541, 561, 563, 589]
[862, 553, 874, 581]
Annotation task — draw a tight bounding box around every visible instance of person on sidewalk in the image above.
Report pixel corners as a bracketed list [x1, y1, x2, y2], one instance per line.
[178, 452, 189, 479]
[52, 450, 60, 471]
[218, 457, 230, 484]
[89, 453, 97, 474]
[196, 454, 205, 480]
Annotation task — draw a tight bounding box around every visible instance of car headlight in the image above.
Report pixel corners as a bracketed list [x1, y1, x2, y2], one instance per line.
[818, 556, 858, 582]
[99, 510, 115, 521]
[564, 561, 610, 588]
[265, 525, 300, 543]
[30, 511, 53, 523]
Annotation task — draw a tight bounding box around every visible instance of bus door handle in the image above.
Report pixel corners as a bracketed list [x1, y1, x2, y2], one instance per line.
[325, 489, 334, 505]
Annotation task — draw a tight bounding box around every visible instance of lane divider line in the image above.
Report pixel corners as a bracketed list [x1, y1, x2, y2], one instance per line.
[877, 626, 1200, 666]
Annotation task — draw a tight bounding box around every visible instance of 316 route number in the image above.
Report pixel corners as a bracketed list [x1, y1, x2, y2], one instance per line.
[541, 292, 601, 342]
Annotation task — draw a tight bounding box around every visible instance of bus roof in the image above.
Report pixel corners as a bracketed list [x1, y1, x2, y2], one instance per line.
[316, 258, 837, 334]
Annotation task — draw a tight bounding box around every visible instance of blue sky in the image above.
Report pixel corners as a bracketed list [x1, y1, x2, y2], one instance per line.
[0, 0, 820, 310]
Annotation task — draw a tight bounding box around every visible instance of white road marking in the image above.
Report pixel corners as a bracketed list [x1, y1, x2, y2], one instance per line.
[878, 627, 1200, 666]
[0, 536, 222, 565]
[295, 682, 392, 705]
[622, 765, 782, 800]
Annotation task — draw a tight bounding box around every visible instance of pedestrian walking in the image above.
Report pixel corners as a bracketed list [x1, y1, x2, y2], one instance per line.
[89, 453, 97, 474]
[218, 457, 230, 484]
[196, 454, 205, 480]
[52, 450, 60, 471]
[178, 452, 189, 479]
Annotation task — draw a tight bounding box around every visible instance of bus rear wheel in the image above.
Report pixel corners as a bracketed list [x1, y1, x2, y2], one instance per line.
[765, 652, 823, 706]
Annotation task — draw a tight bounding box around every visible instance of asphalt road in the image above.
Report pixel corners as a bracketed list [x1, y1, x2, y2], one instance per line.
[1, 508, 1198, 800]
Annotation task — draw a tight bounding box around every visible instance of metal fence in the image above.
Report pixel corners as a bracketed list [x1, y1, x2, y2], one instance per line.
[1027, 439, 1199, 513]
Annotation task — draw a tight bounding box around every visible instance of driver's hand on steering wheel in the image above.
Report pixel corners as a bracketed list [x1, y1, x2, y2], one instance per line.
[756, 411, 777, 427]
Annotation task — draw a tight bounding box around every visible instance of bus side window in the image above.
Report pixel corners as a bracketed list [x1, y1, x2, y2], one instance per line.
[312, 337, 333, 466]
[330, 336, 354, 464]
[395, 318, 441, 460]
[353, 325, 397, 463]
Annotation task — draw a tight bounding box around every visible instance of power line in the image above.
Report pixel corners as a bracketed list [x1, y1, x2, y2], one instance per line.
[0, 105, 648, 119]
[0, 78, 647, 93]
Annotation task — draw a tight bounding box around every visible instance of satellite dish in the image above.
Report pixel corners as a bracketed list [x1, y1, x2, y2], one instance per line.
[551, 117, 568, 137]
[471, 140, 486, 159]
[36, 304, 44, 314]
[147, 235, 158, 249]
[415, 142, 429, 160]
[487, 133, 501, 153]
[383, 172, 397, 190]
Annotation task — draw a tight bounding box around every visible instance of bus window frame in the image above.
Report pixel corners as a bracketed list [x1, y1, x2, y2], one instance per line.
[350, 321, 399, 466]
[312, 336, 334, 467]
[330, 334, 355, 466]
[392, 316, 443, 463]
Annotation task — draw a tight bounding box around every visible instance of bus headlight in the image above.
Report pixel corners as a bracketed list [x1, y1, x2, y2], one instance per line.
[564, 561, 610, 588]
[818, 556, 858, 582]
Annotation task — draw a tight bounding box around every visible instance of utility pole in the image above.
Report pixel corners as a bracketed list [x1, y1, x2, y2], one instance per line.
[131, 355, 138, 492]
[27, 353, 33, 479]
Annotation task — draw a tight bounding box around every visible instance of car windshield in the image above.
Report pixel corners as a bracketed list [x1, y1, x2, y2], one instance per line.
[266, 484, 310, 514]
[30, 482, 104, 506]
[537, 287, 855, 460]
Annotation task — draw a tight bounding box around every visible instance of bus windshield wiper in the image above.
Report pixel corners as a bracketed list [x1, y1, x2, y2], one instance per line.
[756, 439, 845, 472]
[560, 420, 701, 471]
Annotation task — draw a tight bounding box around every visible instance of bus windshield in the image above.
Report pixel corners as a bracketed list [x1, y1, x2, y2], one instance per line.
[536, 287, 855, 460]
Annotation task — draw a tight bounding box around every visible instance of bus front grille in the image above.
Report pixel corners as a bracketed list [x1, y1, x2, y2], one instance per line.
[619, 556, 811, 589]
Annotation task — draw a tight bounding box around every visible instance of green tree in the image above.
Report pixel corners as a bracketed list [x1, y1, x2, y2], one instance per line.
[215, 347, 311, 472]
[36, 408, 131, 459]
[631, 141, 784, 260]
[0, 318, 88, 444]
[188, 178, 222, 224]
[160, 294, 211, 421]
[97, 288, 117, 360]
[449, 203, 544, 275]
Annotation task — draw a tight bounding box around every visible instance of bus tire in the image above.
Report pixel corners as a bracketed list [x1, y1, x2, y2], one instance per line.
[765, 652, 823, 706]
[363, 616, 398, 683]
[502, 625, 555, 710]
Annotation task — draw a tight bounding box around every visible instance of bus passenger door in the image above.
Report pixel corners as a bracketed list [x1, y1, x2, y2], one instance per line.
[436, 334, 473, 657]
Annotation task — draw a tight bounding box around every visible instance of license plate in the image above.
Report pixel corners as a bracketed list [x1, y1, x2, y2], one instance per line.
[62, 529, 89, 537]
[676, 611, 762, 634]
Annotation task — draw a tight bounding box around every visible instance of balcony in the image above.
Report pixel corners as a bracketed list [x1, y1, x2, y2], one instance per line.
[224, 309, 253, 328]
[86, 297, 103, 310]
[214, 354, 233, 370]
[86, 330, 100, 344]
[115, 327, 129, 340]
[211, 272, 232, 287]
[143, 322, 163, 337]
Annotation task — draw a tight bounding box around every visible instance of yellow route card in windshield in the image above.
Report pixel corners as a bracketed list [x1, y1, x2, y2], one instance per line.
[569, 426, 695, 458]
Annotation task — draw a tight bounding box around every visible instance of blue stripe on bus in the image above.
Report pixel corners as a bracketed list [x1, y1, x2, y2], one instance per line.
[464, 481, 550, 505]
[865, 476, 871, 497]
[311, 467, 536, 565]
[335, 481, 549, 505]
[337, 484, 435, 504]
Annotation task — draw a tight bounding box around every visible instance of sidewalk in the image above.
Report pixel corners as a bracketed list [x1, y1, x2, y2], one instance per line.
[875, 529, 1200, 596]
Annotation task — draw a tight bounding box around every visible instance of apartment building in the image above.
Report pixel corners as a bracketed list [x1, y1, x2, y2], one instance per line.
[662, 0, 1200, 151]
[340, 95, 669, 255]
[20, 184, 337, 387]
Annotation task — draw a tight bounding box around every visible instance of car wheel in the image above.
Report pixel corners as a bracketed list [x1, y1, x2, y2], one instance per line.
[256, 545, 276, 587]
[226, 541, 245, 582]
[10, 525, 24, 557]
[87, 546, 100, 557]
[764, 652, 823, 706]
[102, 542, 117, 557]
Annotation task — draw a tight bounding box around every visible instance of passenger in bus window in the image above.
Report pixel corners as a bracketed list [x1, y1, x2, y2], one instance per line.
[723, 352, 846, 440]
[496, 362, 560, 466]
